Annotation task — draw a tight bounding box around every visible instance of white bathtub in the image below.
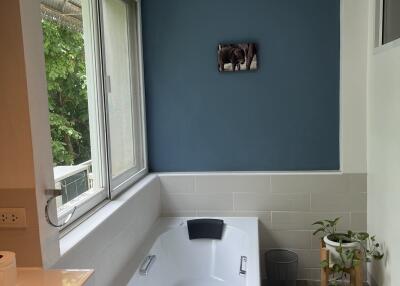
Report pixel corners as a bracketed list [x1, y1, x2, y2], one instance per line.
[127, 217, 260, 286]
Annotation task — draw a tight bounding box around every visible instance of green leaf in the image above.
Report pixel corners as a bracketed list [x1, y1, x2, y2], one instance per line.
[43, 19, 91, 166]
[332, 263, 343, 273]
[320, 260, 329, 268]
[352, 259, 361, 267]
[313, 227, 326, 236]
[325, 219, 335, 226]
[373, 253, 384, 260]
[357, 232, 369, 241]
[312, 221, 325, 226]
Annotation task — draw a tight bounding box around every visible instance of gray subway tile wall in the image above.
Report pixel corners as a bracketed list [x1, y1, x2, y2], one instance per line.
[158, 173, 367, 281]
[234, 192, 310, 211]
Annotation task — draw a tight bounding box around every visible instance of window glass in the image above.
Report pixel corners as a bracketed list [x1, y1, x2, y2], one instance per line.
[382, 0, 400, 44]
[102, 0, 145, 186]
[41, 0, 146, 226]
[41, 0, 107, 224]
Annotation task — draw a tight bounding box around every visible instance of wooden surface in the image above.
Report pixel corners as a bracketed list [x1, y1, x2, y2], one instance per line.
[320, 240, 329, 286]
[16, 268, 94, 286]
[320, 240, 362, 286]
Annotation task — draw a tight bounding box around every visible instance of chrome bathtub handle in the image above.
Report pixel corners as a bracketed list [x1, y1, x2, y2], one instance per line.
[139, 255, 156, 276]
[239, 256, 247, 276]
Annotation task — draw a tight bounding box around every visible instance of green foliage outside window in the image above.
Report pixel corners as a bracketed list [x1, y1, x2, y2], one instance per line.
[42, 19, 91, 166]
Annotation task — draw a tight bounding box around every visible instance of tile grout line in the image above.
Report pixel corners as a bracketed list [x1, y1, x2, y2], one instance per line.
[270, 210, 273, 228]
[268, 175, 272, 194]
[349, 211, 352, 229]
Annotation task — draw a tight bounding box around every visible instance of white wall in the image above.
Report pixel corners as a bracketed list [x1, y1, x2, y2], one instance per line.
[340, 0, 369, 173]
[367, 0, 400, 285]
[54, 175, 161, 286]
[0, 0, 52, 267]
[19, 0, 61, 268]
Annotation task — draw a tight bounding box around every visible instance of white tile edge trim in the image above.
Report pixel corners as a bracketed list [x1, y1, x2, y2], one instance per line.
[156, 171, 345, 176]
[59, 174, 159, 257]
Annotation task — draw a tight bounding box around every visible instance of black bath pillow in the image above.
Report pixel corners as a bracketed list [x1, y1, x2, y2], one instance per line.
[187, 219, 224, 240]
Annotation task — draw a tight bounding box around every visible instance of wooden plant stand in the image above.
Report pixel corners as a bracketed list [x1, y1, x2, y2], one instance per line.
[320, 241, 363, 286]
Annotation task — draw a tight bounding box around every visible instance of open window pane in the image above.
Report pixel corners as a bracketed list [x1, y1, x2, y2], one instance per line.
[41, 0, 107, 224]
[102, 0, 145, 188]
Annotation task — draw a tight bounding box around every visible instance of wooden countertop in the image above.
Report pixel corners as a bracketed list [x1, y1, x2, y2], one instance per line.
[16, 268, 94, 286]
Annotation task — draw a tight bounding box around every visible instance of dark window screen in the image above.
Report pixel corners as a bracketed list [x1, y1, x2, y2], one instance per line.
[382, 0, 400, 44]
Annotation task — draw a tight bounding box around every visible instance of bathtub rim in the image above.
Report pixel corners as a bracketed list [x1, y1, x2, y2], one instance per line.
[127, 216, 260, 286]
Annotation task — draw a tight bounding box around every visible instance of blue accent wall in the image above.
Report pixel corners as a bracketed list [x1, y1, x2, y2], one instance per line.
[142, 0, 340, 172]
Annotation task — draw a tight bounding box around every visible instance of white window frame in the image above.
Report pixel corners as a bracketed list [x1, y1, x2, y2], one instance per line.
[45, 0, 147, 232]
[99, 0, 148, 198]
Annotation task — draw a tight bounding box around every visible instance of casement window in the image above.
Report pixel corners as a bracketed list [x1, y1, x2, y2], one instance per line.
[376, 0, 400, 46]
[40, 0, 146, 229]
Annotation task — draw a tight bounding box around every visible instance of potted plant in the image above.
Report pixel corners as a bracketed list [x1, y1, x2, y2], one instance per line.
[312, 217, 383, 285]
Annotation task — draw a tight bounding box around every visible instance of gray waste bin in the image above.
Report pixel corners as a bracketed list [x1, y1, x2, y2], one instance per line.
[265, 249, 298, 286]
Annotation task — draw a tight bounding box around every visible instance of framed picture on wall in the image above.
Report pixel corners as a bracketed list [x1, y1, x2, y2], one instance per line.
[217, 43, 258, 72]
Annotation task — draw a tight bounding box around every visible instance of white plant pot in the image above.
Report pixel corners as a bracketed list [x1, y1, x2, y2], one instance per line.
[323, 235, 359, 268]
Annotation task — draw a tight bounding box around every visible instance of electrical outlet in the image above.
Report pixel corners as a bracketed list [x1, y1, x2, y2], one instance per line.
[0, 208, 27, 228]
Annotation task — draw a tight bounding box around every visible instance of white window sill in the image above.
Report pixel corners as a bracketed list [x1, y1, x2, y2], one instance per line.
[374, 37, 400, 55]
[59, 174, 157, 257]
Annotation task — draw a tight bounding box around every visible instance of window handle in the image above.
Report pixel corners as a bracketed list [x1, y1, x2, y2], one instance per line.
[45, 188, 62, 197]
[44, 188, 76, 228]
